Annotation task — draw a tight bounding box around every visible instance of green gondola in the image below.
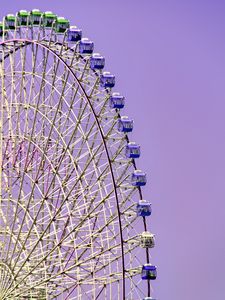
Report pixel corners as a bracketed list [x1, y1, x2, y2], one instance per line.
[42, 11, 57, 28]
[4, 14, 16, 30]
[55, 17, 70, 33]
[29, 9, 42, 26]
[17, 10, 29, 26]
[0, 22, 3, 36]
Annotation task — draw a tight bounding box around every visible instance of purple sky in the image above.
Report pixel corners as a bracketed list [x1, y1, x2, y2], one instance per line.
[1, 0, 225, 299]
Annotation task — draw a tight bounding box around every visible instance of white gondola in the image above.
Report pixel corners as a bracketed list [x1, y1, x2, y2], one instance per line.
[140, 231, 155, 248]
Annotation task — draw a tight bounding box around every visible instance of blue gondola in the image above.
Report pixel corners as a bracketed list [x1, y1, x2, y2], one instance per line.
[109, 92, 125, 109]
[90, 53, 105, 70]
[67, 26, 82, 42]
[140, 231, 155, 248]
[79, 38, 94, 54]
[126, 142, 140, 158]
[100, 71, 115, 88]
[131, 170, 147, 187]
[118, 116, 133, 133]
[136, 200, 151, 216]
[141, 264, 157, 280]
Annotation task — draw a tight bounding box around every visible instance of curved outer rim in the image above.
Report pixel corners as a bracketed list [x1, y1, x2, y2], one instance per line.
[0, 38, 128, 298]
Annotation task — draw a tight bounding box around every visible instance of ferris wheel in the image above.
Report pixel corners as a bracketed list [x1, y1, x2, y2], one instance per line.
[0, 9, 157, 300]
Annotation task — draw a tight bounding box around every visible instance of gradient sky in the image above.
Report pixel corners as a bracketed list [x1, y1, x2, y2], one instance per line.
[1, 0, 225, 299]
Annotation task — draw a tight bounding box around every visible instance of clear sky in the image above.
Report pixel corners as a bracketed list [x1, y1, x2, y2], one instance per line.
[1, 0, 225, 299]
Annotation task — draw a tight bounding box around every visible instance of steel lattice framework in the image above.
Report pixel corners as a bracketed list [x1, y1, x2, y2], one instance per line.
[0, 10, 155, 300]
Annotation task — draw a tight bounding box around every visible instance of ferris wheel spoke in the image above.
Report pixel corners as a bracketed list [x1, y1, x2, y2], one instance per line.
[15, 171, 110, 272]
[8, 49, 17, 140]
[7, 189, 117, 295]
[46, 241, 138, 287]
[6, 63, 78, 264]
[4, 44, 55, 263]
[17, 39, 28, 136]
[50, 196, 140, 281]
[0, 48, 13, 261]
[9, 168, 66, 270]
[53, 207, 119, 270]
